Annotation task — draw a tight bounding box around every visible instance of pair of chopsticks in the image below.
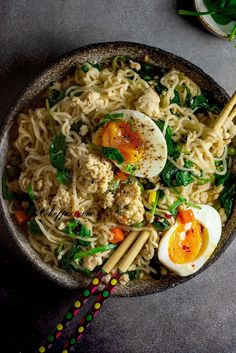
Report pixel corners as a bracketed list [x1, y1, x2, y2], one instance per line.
[37, 230, 150, 353]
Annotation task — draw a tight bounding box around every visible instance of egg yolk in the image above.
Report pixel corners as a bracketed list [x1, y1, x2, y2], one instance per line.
[168, 221, 208, 264]
[100, 121, 145, 163]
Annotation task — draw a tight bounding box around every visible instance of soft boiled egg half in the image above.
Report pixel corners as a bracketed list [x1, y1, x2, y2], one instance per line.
[158, 205, 222, 276]
[93, 109, 167, 178]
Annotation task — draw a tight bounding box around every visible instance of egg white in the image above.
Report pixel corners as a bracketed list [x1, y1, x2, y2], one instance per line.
[111, 109, 167, 178]
[157, 205, 222, 276]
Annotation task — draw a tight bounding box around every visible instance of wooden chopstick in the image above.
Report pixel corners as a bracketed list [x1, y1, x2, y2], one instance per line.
[37, 230, 140, 353]
[62, 230, 150, 353]
[213, 91, 236, 132]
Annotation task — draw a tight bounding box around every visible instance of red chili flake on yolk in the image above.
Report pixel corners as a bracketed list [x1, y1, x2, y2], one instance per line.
[100, 120, 145, 163]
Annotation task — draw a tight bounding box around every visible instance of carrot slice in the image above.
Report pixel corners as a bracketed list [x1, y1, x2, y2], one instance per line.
[110, 227, 124, 243]
[14, 210, 31, 225]
[177, 209, 195, 224]
[115, 170, 129, 181]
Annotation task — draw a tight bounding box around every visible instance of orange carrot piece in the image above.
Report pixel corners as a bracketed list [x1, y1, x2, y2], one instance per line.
[110, 227, 124, 243]
[14, 210, 31, 225]
[115, 170, 129, 181]
[177, 209, 195, 224]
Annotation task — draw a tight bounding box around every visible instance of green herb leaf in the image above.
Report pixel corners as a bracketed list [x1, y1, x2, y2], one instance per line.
[27, 219, 42, 235]
[50, 134, 67, 171]
[101, 147, 124, 164]
[74, 243, 117, 260]
[48, 89, 65, 108]
[63, 219, 82, 238]
[56, 170, 71, 186]
[124, 164, 137, 175]
[28, 183, 36, 201]
[169, 197, 185, 216]
[97, 113, 124, 129]
[128, 269, 140, 280]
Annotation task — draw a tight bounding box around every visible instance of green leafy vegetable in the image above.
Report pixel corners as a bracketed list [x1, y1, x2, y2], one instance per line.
[154, 120, 180, 158]
[97, 113, 124, 129]
[228, 146, 236, 156]
[56, 170, 71, 186]
[197, 175, 215, 185]
[219, 180, 236, 217]
[171, 90, 181, 105]
[179, 1, 236, 42]
[48, 89, 65, 108]
[169, 197, 185, 216]
[71, 122, 83, 132]
[59, 243, 81, 272]
[63, 219, 91, 245]
[101, 147, 124, 164]
[2, 170, 16, 201]
[74, 243, 117, 260]
[27, 219, 42, 235]
[128, 269, 141, 280]
[215, 170, 231, 186]
[161, 160, 195, 187]
[132, 221, 146, 228]
[50, 134, 67, 171]
[155, 82, 168, 94]
[28, 184, 36, 201]
[141, 180, 155, 190]
[124, 164, 137, 175]
[137, 63, 165, 82]
[153, 218, 170, 231]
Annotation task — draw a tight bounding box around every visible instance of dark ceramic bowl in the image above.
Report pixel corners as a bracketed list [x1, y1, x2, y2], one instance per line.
[0, 42, 235, 297]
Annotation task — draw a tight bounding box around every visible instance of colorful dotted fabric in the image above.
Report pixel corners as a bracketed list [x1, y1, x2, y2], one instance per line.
[37, 270, 105, 353]
[62, 270, 121, 352]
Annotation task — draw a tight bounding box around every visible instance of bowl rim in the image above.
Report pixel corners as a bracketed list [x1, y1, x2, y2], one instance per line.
[193, 0, 232, 39]
[0, 41, 235, 297]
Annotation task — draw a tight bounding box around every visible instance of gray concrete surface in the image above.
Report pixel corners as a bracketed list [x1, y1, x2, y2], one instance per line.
[0, 0, 236, 352]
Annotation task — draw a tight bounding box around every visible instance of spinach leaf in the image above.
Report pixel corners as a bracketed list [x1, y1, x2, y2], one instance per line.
[56, 170, 71, 186]
[27, 219, 42, 235]
[79, 225, 91, 246]
[219, 182, 235, 217]
[101, 147, 124, 164]
[97, 113, 124, 129]
[215, 170, 231, 186]
[154, 121, 180, 158]
[2, 170, 16, 201]
[161, 160, 195, 187]
[171, 90, 181, 105]
[48, 89, 65, 108]
[155, 82, 168, 94]
[137, 62, 165, 82]
[71, 122, 83, 132]
[50, 134, 67, 171]
[63, 219, 91, 245]
[128, 269, 140, 280]
[153, 218, 170, 231]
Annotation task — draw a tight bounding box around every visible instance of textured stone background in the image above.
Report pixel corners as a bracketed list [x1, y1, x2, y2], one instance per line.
[0, 1, 236, 352]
